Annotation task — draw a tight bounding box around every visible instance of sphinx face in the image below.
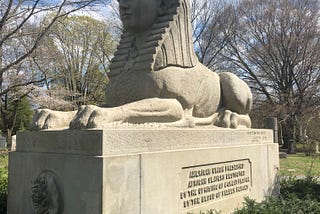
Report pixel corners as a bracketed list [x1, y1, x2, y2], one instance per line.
[119, 0, 161, 33]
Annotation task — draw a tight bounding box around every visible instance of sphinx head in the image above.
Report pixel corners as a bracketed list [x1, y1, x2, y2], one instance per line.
[118, 0, 171, 33]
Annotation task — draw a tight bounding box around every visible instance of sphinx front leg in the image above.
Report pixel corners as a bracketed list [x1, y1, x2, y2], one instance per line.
[69, 105, 99, 129]
[70, 98, 184, 129]
[30, 109, 77, 130]
[30, 109, 50, 130]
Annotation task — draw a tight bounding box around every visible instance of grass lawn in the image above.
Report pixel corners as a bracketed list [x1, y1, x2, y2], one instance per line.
[0, 152, 7, 168]
[280, 153, 320, 176]
[0, 152, 8, 174]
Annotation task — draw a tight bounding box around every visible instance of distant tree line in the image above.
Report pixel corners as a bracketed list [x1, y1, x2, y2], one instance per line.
[190, 0, 320, 153]
[0, 0, 114, 146]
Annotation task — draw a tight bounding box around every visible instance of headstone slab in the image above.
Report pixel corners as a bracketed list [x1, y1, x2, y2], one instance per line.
[8, 128, 279, 214]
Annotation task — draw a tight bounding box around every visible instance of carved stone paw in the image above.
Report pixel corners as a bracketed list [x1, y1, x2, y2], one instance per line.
[215, 110, 251, 128]
[69, 105, 99, 129]
[30, 109, 76, 130]
[69, 105, 121, 129]
[86, 108, 114, 128]
[30, 109, 50, 130]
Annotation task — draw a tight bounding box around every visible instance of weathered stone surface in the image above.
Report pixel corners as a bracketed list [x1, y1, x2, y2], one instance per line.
[16, 128, 273, 155]
[30, 109, 77, 130]
[11, 135, 16, 151]
[31, 170, 62, 214]
[30, 0, 253, 130]
[8, 129, 279, 214]
[8, 151, 104, 214]
[219, 72, 252, 114]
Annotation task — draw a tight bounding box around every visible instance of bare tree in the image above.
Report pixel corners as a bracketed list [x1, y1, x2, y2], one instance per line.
[224, 0, 320, 153]
[190, 0, 237, 70]
[0, 0, 109, 80]
[108, 0, 122, 36]
[33, 15, 117, 109]
[0, 0, 110, 143]
[107, 0, 237, 71]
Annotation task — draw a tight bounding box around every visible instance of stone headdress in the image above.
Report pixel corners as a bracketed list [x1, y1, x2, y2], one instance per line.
[109, 0, 198, 77]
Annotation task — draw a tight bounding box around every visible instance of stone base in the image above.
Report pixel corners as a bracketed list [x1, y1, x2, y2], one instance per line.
[8, 128, 279, 214]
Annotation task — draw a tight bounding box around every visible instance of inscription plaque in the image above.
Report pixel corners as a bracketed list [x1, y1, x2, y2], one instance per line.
[180, 159, 252, 209]
[246, 130, 269, 143]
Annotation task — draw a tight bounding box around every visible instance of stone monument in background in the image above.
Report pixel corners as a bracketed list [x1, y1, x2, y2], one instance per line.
[8, 0, 279, 213]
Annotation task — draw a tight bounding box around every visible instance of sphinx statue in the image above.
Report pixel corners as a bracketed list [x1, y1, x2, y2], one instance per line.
[31, 0, 252, 130]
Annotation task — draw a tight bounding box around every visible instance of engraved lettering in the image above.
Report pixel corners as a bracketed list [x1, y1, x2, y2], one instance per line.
[180, 159, 252, 209]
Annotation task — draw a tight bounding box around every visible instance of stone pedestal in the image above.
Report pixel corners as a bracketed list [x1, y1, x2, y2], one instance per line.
[8, 128, 279, 214]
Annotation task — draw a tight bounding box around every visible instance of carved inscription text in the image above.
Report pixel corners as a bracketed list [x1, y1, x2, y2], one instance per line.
[180, 159, 252, 209]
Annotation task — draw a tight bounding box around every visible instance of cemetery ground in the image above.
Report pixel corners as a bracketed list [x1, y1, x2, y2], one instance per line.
[0, 149, 8, 213]
[1, 147, 320, 213]
[280, 153, 320, 177]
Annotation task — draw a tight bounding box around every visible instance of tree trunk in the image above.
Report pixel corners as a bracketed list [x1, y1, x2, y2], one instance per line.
[287, 139, 296, 154]
[282, 117, 296, 154]
[6, 129, 12, 150]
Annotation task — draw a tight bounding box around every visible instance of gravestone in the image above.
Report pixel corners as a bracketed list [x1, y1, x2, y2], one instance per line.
[8, 0, 279, 213]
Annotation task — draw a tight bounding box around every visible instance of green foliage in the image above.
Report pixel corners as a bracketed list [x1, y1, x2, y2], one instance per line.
[40, 15, 117, 108]
[0, 97, 34, 136]
[13, 97, 34, 132]
[0, 155, 8, 213]
[233, 196, 320, 214]
[234, 177, 320, 214]
[281, 176, 320, 201]
[0, 172, 7, 213]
